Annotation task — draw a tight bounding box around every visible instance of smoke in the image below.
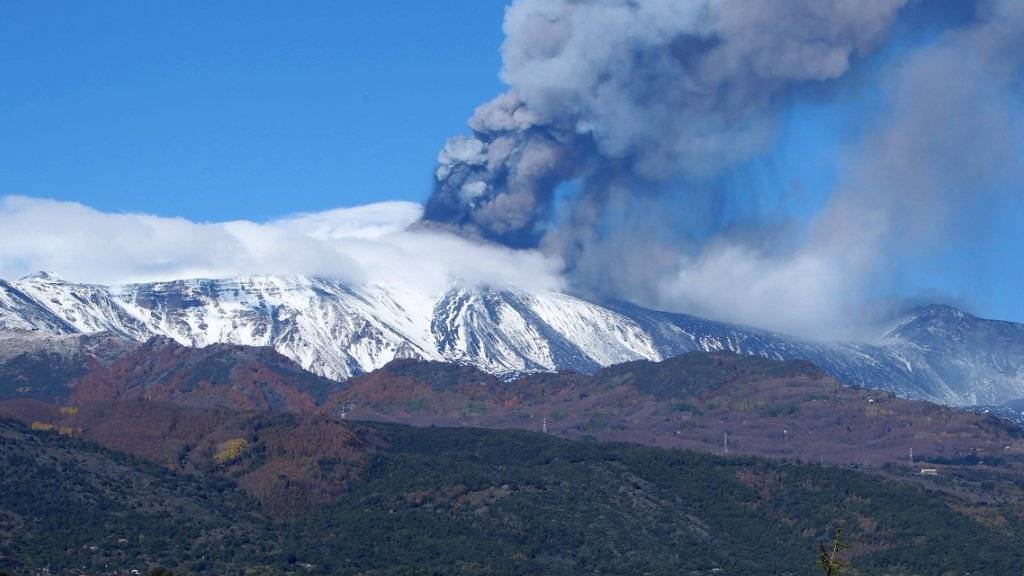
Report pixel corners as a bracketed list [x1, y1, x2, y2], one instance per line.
[422, 0, 907, 245]
[421, 0, 1024, 339]
[421, 91, 581, 247]
[658, 0, 1024, 338]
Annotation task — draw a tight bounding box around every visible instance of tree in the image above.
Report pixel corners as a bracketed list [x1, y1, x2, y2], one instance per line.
[818, 527, 849, 576]
[146, 568, 174, 576]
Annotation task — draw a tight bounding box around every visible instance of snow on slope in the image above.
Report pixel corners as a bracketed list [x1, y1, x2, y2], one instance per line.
[0, 272, 665, 381]
[430, 289, 659, 375]
[2, 272, 1024, 406]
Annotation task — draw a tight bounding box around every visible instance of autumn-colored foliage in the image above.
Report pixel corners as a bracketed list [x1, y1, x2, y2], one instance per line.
[214, 438, 250, 464]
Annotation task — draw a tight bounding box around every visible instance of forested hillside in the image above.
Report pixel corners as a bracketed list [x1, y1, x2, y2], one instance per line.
[3, 417, 1023, 575]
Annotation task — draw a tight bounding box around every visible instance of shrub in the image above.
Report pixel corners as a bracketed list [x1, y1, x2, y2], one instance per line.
[214, 438, 250, 464]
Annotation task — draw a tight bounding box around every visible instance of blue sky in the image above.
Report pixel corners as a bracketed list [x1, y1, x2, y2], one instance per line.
[1, 1, 1021, 326]
[0, 1, 507, 220]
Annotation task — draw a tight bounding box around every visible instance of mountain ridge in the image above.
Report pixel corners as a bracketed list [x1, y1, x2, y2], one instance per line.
[6, 335, 1022, 485]
[2, 272, 1024, 405]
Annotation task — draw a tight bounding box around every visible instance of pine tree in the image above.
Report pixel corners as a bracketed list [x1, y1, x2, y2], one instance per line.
[818, 527, 849, 576]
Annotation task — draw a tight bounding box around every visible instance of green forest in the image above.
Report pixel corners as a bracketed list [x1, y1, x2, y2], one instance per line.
[2, 418, 1023, 575]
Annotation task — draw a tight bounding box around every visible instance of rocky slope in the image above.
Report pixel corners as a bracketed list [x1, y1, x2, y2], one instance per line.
[3, 272, 1024, 405]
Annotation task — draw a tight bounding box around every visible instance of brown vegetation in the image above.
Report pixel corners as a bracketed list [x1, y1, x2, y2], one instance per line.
[3, 344, 1024, 514]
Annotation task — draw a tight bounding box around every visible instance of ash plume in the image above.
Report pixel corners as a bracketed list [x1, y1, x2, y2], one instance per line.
[422, 0, 907, 246]
[421, 0, 1024, 338]
[654, 0, 1024, 338]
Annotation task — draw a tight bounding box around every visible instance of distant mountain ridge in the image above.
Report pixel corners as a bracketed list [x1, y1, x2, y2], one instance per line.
[69, 336, 343, 412]
[325, 353, 1024, 473]
[0, 330, 137, 401]
[2, 272, 1024, 405]
[3, 341, 1024, 574]
[6, 335, 1022, 473]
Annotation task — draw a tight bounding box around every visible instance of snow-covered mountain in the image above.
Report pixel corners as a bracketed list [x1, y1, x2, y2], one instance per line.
[2, 271, 1023, 406]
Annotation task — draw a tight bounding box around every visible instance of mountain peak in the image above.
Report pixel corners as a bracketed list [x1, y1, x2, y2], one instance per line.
[883, 304, 972, 340]
[912, 303, 969, 319]
[19, 271, 66, 282]
[883, 304, 971, 335]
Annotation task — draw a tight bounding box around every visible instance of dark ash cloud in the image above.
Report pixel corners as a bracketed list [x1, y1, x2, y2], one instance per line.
[420, 0, 1024, 339]
[422, 0, 907, 246]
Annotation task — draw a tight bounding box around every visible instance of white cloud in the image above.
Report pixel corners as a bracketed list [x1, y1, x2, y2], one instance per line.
[654, 242, 873, 341]
[0, 195, 565, 295]
[274, 201, 423, 240]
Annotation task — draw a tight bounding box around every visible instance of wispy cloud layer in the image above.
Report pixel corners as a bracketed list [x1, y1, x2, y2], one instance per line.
[0, 195, 564, 295]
